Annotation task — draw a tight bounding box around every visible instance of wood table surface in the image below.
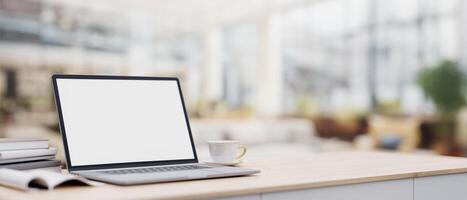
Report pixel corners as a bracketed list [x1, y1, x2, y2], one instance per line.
[2, 151, 467, 200]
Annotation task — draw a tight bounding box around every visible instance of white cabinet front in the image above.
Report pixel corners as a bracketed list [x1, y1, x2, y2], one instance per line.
[263, 179, 413, 200]
[414, 173, 467, 200]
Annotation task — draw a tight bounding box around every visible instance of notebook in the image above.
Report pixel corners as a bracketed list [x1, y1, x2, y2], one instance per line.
[0, 155, 56, 165]
[0, 148, 57, 160]
[0, 168, 94, 190]
[0, 159, 60, 170]
[0, 139, 48, 151]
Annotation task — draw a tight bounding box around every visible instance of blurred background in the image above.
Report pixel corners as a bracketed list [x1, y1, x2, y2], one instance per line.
[0, 0, 466, 161]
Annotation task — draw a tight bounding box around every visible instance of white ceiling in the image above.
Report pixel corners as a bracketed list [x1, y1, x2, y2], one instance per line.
[47, 0, 319, 34]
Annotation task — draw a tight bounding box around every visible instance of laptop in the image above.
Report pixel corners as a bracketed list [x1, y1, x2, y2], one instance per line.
[52, 74, 259, 185]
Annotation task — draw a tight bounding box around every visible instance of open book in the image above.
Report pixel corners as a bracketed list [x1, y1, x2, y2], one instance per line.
[0, 168, 95, 190]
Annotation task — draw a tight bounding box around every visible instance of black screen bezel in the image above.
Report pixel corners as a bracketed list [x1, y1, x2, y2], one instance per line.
[52, 74, 199, 171]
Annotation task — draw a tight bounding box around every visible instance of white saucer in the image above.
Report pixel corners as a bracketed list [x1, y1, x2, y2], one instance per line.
[203, 159, 243, 166]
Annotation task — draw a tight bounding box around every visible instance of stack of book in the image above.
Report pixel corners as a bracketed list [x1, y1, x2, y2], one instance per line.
[0, 138, 61, 170]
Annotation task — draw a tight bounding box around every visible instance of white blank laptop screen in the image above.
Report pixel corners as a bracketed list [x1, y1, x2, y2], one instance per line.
[56, 78, 195, 166]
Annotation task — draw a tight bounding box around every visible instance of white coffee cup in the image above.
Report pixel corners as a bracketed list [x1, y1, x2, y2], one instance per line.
[208, 140, 246, 163]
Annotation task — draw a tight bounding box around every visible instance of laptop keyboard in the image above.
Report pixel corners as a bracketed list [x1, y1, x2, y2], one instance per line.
[101, 165, 210, 175]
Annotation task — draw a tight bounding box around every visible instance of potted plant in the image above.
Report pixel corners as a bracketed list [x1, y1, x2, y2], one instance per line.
[417, 60, 466, 154]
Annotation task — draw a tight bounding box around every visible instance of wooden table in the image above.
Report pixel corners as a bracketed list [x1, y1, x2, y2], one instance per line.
[3, 151, 467, 200]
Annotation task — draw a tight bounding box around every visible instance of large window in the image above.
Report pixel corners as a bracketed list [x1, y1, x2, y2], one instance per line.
[282, 0, 461, 114]
[223, 23, 257, 108]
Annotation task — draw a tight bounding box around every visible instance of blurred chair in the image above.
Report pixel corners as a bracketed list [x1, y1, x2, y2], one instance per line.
[368, 115, 421, 152]
[312, 116, 367, 141]
[457, 108, 467, 149]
